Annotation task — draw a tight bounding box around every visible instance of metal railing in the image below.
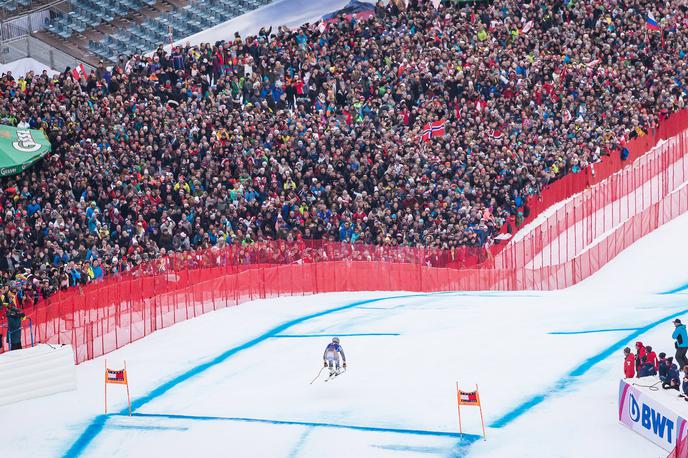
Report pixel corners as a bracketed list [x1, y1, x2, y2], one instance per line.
[1, 34, 92, 71]
[0, 0, 62, 21]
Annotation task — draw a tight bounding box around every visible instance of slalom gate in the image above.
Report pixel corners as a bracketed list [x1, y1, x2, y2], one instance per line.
[3, 110, 688, 364]
[105, 359, 131, 416]
[456, 382, 486, 440]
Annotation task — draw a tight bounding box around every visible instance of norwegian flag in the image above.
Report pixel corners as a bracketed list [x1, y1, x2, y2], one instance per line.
[420, 119, 446, 142]
[71, 64, 88, 81]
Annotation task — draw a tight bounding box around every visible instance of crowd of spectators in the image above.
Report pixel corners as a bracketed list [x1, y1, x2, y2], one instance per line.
[0, 0, 686, 308]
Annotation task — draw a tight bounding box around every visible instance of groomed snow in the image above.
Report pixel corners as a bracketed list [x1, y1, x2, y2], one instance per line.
[2, 214, 688, 458]
[0, 57, 59, 77]
[170, 0, 375, 50]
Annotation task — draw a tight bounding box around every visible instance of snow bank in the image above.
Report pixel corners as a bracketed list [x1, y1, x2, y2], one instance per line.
[169, 0, 376, 50]
[0, 57, 59, 77]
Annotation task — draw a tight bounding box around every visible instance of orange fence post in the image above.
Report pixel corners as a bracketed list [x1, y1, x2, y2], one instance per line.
[476, 383, 487, 440]
[125, 360, 131, 416]
[456, 381, 463, 437]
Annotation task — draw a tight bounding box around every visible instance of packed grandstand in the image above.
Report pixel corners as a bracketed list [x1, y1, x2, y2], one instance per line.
[0, 0, 682, 308]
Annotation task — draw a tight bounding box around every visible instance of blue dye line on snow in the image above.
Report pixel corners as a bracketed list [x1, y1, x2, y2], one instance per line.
[288, 426, 314, 458]
[63, 415, 108, 458]
[273, 333, 400, 338]
[660, 282, 688, 295]
[122, 412, 472, 440]
[548, 327, 640, 335]
[107, 424, 189, 432]
[448, 435, 484, 458]
[62, 292, 444, 458]
[490, 305, 688, 429]
[372, 444, 449, 454]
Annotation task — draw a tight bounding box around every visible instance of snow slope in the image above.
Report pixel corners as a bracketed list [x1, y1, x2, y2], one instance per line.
[0, 57, 59, 77]
[170, 0, 375, 50]
[2, 214, 688, 458]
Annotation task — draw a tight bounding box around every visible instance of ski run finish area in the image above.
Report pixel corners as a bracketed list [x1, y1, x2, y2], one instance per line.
[4, 212, 688, 458]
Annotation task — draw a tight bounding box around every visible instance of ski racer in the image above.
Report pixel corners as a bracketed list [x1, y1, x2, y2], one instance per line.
[323, 337, 347, 376]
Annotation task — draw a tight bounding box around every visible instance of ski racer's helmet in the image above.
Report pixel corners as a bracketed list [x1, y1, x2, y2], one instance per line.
[332, 337, 340, 344]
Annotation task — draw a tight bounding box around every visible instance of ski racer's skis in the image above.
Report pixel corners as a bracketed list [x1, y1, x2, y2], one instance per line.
[324, 368, 346, 382]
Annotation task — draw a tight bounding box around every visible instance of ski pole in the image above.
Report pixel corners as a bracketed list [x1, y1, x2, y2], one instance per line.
[310, 366, 326, 384]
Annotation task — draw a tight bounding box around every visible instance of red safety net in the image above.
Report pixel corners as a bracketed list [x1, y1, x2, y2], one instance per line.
[2, 111, 688, 363]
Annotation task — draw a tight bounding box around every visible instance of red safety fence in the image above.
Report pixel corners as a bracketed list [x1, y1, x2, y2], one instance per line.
[495, 128, 688, 275]
[3, 111, 688, 363]
[494, 109, 688, 242]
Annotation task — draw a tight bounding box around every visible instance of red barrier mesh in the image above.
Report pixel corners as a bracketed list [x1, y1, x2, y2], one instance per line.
[3, 113, 688, 363]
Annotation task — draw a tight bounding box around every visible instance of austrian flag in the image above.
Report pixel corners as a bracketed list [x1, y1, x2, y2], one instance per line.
[71, 64, 88, 81]
[420, 119, 446, 142]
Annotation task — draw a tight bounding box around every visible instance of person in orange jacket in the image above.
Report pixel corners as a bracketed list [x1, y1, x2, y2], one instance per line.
[624, 347, 636, 378]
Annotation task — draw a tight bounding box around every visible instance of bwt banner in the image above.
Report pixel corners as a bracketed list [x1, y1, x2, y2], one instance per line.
[619, 379, 688, 451]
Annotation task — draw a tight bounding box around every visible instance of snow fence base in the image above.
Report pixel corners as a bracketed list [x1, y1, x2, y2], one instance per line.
[0, 344, 76, 406]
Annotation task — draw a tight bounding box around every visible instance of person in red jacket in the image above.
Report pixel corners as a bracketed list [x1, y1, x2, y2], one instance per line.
[624, 347, 636, 378]
[645, 345, 659, 371]
[635, 342, 647, 377]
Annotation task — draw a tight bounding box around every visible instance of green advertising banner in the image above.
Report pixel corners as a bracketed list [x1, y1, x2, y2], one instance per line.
[0, 125, 51, 177]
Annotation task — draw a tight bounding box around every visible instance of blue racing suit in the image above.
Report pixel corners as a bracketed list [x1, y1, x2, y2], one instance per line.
[323, 343, 346, 370]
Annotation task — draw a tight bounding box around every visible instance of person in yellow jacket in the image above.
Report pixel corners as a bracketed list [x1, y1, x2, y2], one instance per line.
[173, 180, 191, 194]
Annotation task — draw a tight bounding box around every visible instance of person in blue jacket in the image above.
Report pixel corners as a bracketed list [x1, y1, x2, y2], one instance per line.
[663, 357, 680, 390]
[658, 353, 669, 380]
[673, 319, 688, 368]
[323, 337, 347, 376]
[5, 305, 25, 351]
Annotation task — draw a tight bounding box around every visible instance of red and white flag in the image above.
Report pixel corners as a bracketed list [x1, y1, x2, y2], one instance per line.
[489, 128, 503, 139]
[420, 119, 446, 142]
[71, 64, 88, 81]
[563, 109, 572, 123]
[522, 20, 534, 34]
